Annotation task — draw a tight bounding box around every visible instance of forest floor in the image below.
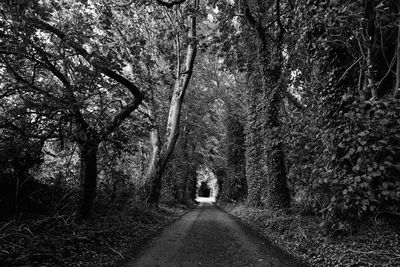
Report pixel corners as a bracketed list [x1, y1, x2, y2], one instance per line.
[0, 201, 191, 267]
[220, 203, 400, 267]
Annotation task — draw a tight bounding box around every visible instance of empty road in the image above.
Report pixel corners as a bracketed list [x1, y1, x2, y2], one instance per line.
[128, 198, 302, 267]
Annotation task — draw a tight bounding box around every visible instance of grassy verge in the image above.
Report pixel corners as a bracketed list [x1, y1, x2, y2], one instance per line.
[0, 203, 191, 267]
[220, 203, 400, 267]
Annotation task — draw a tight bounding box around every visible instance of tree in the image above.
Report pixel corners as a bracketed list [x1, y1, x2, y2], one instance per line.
[233, 0, 291, 209]
[221, 101, 247, 201]
[0, 0, 146, 217]
[144, 0, 199, 205]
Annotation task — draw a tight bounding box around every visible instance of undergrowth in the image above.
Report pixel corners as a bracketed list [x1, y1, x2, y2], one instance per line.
[221, 202, 400, 267]
[0, 200, 189, 267]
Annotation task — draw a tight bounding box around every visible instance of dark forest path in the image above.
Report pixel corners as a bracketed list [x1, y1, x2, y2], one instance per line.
[127, 198, 303, 267]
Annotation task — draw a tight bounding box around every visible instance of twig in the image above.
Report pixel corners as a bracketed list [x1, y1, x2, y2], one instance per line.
[1, 249, 10, 254]
[348, 249, 400, 259]
[54, 192, 71, 214]
[23, 227, 35, 237]
[0, 220, 15, 232]
[338, 57, 362, 82]
[109, 246, 125, 259]
[298, 225, 308, 240]
[7, 241, 24, 249]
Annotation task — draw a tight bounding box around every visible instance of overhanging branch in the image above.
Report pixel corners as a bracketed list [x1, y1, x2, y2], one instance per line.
[28, 18, 144, 102]
[103, 97, 143, 136]
[155, 0, 186, 8]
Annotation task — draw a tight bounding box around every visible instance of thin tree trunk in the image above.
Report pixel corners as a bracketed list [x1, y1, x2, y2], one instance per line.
[358, 64, 366, 102]
[364, 0, 377, 100]
[395, 16, 400, 97]
[78, 139, 99, 218]
[366, 46, 377, 99]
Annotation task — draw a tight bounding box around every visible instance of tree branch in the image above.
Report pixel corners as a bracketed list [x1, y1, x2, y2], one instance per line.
[275, 0, 285, 41]
[103, 97, 143, 136]
[155, 0, 186, 8]
[6, 64, 89, 130]
[28, 18, 144, 102]
[241, 0, 273, 47]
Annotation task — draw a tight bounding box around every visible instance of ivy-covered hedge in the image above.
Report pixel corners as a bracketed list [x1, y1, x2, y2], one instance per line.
[286, 97, 400, 228]
[319, 98, 400, 222]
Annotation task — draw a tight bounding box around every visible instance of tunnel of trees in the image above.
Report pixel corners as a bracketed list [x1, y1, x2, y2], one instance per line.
[1, 0, 400, 264]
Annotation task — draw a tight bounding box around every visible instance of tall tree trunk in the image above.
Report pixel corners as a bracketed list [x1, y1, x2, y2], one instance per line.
[78, 137, 99, 218]
[175, 126, 191, 203]
[223, 102, 247, 202]
[245, 69, 263, 206]
[365, 0, 377, 99]
[395, 15, 400, 97]
[242, 0, 290, 210]
[146, 159, 164, 205]
[145, 87, 161, 182]
[144, 87, 162, 204]
[261, 70, 290, 209]
[145, 0, 198, 206]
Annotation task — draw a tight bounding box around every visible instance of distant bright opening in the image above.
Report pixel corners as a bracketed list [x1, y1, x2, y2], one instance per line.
[195, 167, 218, 203]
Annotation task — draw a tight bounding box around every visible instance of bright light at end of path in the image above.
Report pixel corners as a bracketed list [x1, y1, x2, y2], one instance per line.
[196, 197, 216, 203]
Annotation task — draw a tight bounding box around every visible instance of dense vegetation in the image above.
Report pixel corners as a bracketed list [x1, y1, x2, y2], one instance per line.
[1, 0, 399, 266]
[214, 0, 400, 228]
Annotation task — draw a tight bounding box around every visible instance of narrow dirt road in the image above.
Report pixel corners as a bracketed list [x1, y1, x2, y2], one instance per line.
[128, 198, 303, 267]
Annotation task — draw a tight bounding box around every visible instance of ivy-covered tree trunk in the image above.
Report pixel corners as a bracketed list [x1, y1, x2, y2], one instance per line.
[260, 67, 290, 209]
[222, 103, 247, 201]
[177, 166, 190, 203]
[245, 71, 264, 206]
[242, 0, 290, 210]
[187, 167, 198, 200]
[78, 136, 100, 218]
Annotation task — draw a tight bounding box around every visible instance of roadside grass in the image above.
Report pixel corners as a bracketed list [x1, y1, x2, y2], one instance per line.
[0, 201, 191, 267]
[220, 202, 400, 267]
